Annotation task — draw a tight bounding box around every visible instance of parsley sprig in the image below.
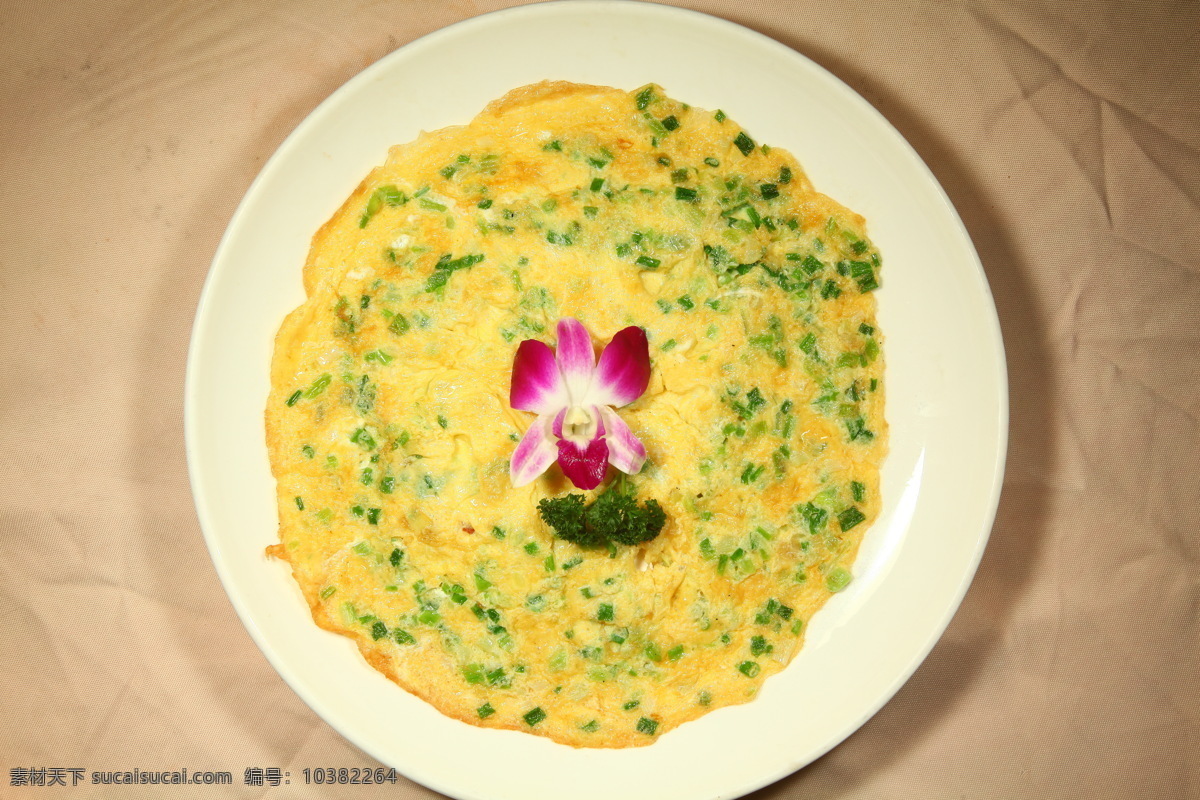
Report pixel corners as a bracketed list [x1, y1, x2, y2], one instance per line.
[538, 486, 666, 548]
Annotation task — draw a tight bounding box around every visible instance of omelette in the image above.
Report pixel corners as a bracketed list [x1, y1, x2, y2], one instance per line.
[266, 81, 887, 748]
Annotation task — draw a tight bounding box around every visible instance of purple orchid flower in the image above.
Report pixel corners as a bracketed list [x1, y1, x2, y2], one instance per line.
[509, 318, 651, 490]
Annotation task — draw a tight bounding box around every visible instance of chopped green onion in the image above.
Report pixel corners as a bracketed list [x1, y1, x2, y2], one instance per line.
[637, 717, 659, 735]
[285, 390, 302, 407]
[635, 86, 655, 109]
[319, 586, 336, 600]
[826, 567, 853, 592]
[523, 707, 547, 726]
[734, 131, 755, 156]
[704, 156, 720, 167]
[350, 427, 376, 450]
[750, 635, 773, 656]
[838, 507, 866, 531]
[799, 332, 818, 356]
[740, 463, 765, 484]
[674, 186, 698, 201]
[850, 260, 879, 292]
[302, 373, 332, 399]
[477, 702, 496, 719]
[714, 109, 727, 122]
[388, 314, 410, 335]
[800, 502, 828, 534]
[737, 660, 761, 678]
[760, 183, 779, 200]
[846, 417, 874, 441]
[597, 603, 614, 622]
[370, 621, 387, 640]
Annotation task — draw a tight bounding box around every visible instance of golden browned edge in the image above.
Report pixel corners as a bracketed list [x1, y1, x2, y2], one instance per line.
[263, 80, 886, 749]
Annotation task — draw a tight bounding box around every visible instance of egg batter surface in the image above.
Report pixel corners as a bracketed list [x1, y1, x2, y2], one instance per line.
[266, 81, 887, 747]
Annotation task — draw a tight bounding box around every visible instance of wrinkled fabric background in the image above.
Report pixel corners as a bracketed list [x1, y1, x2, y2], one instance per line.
[2, 0, 1197, 797]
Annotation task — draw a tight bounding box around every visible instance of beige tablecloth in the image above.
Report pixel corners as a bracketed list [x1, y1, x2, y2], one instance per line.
[2, 1, 1197, 797]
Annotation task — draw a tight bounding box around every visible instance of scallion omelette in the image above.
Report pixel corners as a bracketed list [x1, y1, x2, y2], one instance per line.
[266, 81, 886, 748]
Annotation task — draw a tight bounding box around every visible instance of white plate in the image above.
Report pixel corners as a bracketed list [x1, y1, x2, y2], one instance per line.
[185, 3, 1007, 798]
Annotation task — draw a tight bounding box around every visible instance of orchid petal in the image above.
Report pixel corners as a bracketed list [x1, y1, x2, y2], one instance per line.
[554, 406, 608, 490]
[555, 318, 596, 403]
[509, 414, 558, 486]
[599, 406, 647, 475]
[510, 339, 568, 415]
[589, 326, 651, 408]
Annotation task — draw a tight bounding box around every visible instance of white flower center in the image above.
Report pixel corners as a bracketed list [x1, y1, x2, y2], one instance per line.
[561, 405, 599, 447]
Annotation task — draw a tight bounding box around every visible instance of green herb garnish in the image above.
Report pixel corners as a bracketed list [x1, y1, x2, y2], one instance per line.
[537, 486, 667, 549]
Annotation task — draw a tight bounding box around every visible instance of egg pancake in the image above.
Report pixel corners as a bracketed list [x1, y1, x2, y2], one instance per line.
[266, 81, 887, 748]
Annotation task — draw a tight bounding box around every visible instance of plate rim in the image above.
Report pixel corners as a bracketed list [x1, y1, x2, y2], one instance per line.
[185, 2, 1009, 798]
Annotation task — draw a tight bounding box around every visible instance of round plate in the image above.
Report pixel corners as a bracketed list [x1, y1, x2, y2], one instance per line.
[185, 3, 1007, 798]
